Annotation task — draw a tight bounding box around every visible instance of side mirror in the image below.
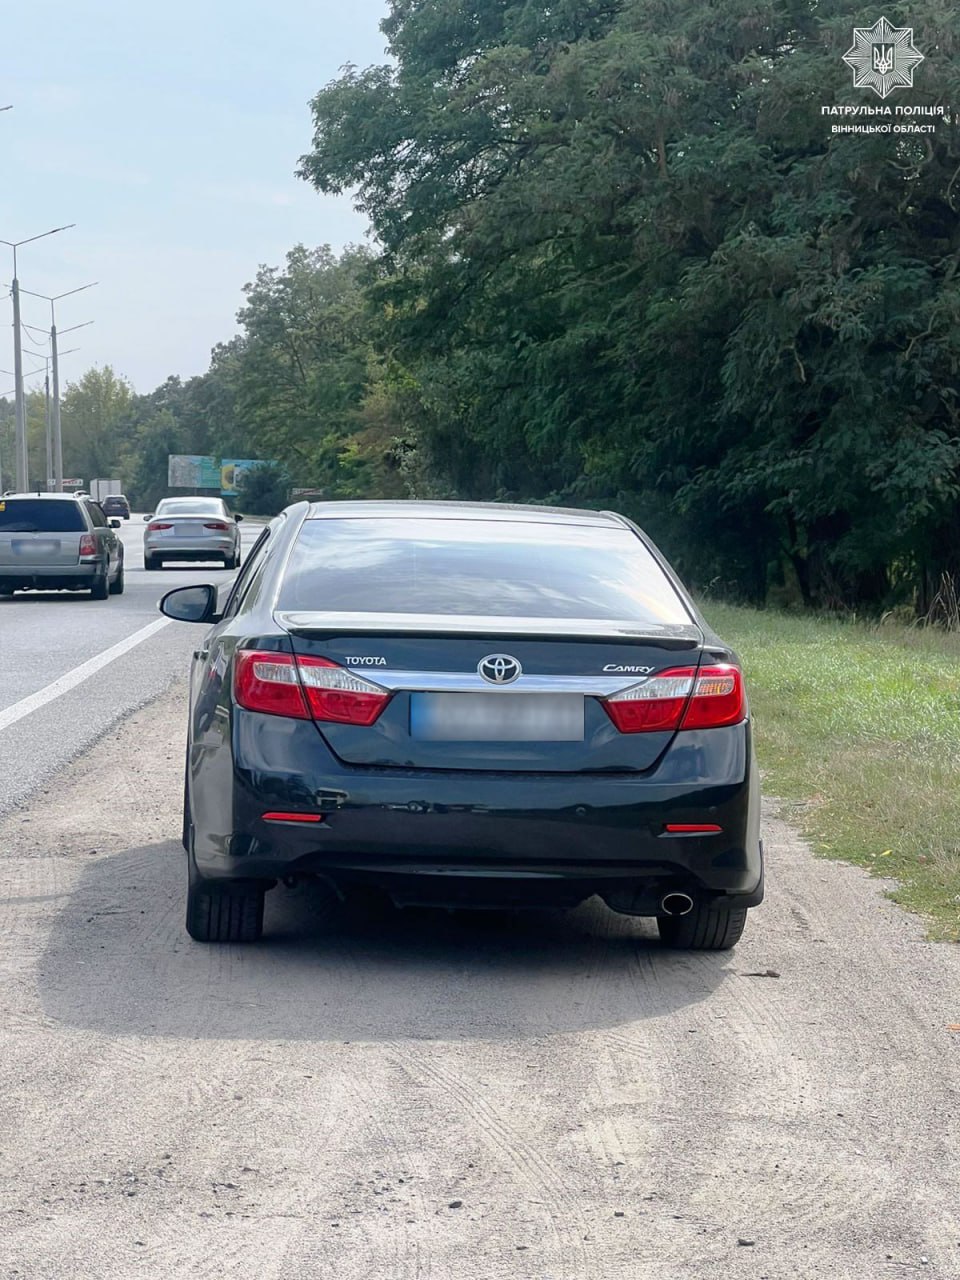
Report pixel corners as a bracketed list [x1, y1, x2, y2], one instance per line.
[143, 514, 152, 522]
[159, 583, 221, 624]
[234, 513, 243, 522]
[109, 519, 122, 529]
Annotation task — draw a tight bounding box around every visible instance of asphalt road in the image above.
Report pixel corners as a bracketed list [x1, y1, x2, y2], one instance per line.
[1, 533, 959, 1278]
[0, 514, 264, 819]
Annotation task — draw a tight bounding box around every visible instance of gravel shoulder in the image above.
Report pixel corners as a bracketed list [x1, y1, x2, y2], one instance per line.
[1, 681, 959, 1278]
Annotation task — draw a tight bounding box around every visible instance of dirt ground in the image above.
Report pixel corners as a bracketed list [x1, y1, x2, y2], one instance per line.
[1, 682, 959, 1279]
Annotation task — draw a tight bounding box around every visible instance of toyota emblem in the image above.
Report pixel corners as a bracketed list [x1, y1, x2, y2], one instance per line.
[478, 654, 523, 684]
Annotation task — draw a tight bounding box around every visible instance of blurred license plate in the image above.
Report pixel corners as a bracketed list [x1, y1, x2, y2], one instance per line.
[410, 693, 584, 742]
[12, 540, 58, 556]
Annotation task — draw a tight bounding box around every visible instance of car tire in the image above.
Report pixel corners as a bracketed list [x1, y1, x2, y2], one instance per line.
[657, 902, 748, 951]
[90, 571, 110, 600]
[186, 870, 266, 943]
[144, 555, 160, 570]
[109, 559, 125, 594]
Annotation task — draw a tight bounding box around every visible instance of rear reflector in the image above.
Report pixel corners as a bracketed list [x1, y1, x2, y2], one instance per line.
[233, 650, 390, 726]
[603, 665, 744, 734]
[262, 812, 324, 824]
[663, 823, 723, 834]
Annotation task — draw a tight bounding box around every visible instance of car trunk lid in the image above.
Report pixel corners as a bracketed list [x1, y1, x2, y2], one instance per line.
[274, 613, 704, 773]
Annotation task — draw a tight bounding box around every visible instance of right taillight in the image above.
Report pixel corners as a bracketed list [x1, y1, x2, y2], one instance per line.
[233, 651, 390, 726]
[78, 533, 97, 556]
[603, 664, 744, 734]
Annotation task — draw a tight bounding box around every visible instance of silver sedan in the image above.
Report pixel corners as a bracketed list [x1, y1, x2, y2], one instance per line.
[143, 497, 243, 570]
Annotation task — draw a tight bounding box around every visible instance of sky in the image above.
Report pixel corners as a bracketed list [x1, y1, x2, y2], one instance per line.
[1, 0, 390, 395]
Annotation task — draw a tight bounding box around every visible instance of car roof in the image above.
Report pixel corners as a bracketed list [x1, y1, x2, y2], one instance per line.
[1, 491, 83, 501]
[303, 500, 628, 528]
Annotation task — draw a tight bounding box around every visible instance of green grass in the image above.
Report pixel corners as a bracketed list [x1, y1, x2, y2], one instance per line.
[703, 602, 960, 942]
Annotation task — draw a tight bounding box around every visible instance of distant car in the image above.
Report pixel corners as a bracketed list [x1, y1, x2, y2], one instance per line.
[160, 500, 763, 947]
[101, 494, 131, 519]
[0, 493, 124, 599]
[143, 497, 242, 570]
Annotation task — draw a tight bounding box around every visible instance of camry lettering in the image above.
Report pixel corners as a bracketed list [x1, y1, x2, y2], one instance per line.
[603, 663, 655, 674]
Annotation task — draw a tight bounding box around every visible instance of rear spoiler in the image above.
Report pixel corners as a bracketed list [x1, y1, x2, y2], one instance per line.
[274, 611, 703, 650]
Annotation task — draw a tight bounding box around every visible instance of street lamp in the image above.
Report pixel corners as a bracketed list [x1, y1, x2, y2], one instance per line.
[0, 364, 45, 493]
[8, 345, 81, 489]
[16, 281, 95, 491]
[0, 225, 75, 490]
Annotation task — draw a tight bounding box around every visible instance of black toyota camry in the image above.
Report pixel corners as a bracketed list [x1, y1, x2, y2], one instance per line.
[160, 501, 762, 948]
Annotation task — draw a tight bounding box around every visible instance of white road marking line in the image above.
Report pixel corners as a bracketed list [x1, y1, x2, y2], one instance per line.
[0, 617, 173, 731]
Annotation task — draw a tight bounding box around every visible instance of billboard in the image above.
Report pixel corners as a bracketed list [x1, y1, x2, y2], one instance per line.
[168, 455, 265, 495]
[219, 459, 262, 496]
[167, 455, 222, 489]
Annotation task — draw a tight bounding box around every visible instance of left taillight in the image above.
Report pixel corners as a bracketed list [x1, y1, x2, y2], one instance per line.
[233, 651, 390, 726]
[296, 656, 390, 726]
[602, 665, 744, 734]
[234, 652, 310, 719]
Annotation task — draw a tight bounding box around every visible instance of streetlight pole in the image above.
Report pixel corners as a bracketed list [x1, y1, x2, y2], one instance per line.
[0, 364, 46, 492]
[17, 284, 95, 492]
[0, 226, 75, 490]
[16, 342, 80, 490]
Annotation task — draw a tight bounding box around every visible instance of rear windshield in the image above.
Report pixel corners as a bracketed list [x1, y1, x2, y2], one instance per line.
[278, 518, 692, 624]
[0, 499, 86, 533]
[156, 499, 224, 515]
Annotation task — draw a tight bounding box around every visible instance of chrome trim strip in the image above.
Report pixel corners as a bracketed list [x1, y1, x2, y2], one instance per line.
[343, 670, 644, 696]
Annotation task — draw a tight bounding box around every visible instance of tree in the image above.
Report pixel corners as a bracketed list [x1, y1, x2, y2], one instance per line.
[60, 366, 133, 488]
[299, 0, 960, 611]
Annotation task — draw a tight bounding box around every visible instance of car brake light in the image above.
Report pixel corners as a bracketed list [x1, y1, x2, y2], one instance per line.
[233, 652, 390, 726]
[234, 651, 310, 719]
[296, 656, 390, 726]
[603, 665, 744, 733]
[203, 521, 228, 530]
[148, 522, 173, 531]
[78, 533, 97, 556]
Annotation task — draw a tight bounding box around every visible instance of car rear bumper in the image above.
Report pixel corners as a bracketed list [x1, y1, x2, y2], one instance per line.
[188, 711, 763, 908]
[0, 561, 105, 589]
[145, 537, 235, 559]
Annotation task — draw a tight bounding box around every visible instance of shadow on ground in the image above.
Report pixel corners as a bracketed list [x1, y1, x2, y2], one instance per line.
[37, 840, 733, 1042]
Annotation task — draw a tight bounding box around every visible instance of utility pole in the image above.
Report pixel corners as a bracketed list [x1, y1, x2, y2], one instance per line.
[1, 226, 75, 490]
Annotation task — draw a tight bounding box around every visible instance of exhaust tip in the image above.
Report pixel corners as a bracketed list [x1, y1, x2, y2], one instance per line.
[660, 891, 694, 917]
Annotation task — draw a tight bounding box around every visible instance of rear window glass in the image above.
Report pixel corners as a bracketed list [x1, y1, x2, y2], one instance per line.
[156, 499, 224, 515]
[0, 499, 86, 533]
[278, 518, 691, 624]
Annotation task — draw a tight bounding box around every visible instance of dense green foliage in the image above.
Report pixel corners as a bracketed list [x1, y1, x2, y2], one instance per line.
[297, 0, 960, 612]
[19, 0, 960, 609]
